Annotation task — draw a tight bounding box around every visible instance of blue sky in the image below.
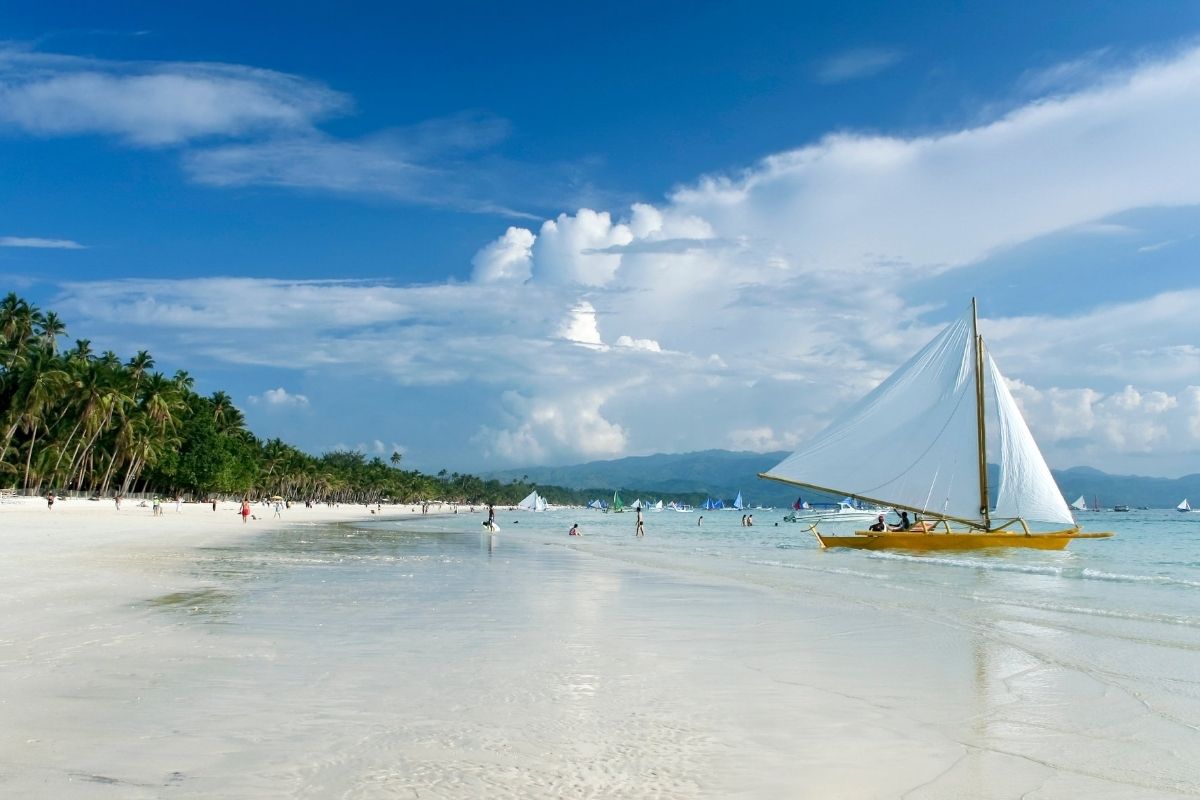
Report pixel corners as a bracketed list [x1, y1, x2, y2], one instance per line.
[4, 1, 1200, 476]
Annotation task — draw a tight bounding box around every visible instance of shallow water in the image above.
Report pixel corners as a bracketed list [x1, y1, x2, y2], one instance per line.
[2, 508, 1198, 798]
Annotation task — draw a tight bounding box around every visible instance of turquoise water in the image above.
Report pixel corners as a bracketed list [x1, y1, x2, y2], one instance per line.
[408, 506, 1200, 631]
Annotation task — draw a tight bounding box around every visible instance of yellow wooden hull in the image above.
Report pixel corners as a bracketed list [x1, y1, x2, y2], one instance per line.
[815, 529, 1112, 551]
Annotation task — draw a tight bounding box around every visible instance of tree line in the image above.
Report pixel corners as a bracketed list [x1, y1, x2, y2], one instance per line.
[0, 293, 683, 506]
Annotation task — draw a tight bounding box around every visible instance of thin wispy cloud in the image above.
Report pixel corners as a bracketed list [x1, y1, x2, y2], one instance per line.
[0, 46, 347, 146]
[1015, 48, 1116, 96]
[0, 45, 569, 216]
[0, 235, 86, 249]
[815, 47, 903, 83]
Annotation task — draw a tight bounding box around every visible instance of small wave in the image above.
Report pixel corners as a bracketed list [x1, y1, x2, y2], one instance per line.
[970, 592, 1200, 628]
[865, 551, 1200, 589]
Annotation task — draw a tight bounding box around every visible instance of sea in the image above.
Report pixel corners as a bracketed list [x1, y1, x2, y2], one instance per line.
[7, 505, 1199, 798]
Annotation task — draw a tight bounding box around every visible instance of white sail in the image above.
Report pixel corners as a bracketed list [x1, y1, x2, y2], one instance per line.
[1071, 495, 1088, 511]
[986, 354, 1075, 526]
[518, 490, 545, 512]
[733, 491, 744, 510]
[1178, 499, 1191, 512]
[763, 308, 983, 524]
[513, 489, 537, 513]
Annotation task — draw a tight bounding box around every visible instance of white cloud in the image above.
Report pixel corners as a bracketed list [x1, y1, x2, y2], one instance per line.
[614, 335, 661, 352]
[672, 45, 1200, 278]
[815, 47, 903, 83]
[726, 426, 798, 452]
[476, 390, 627, 463]
[248, 387, 309, 408]
[531, 209, 633, 285]
[559, 301, 604, 347]
[0, 46, 546, 215]
[45, 45, 1200, 473]
[0, 236, 85, 249]
[473, 226, 535, 283]
[0, 47, 346, 146]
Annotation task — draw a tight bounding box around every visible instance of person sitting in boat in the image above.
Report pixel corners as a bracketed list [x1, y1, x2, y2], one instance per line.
[868, 514, 887, 532]
[893, 511, 912, 531]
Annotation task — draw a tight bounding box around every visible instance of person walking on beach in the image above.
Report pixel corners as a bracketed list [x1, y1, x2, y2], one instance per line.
[152, 497, 162, 516]
[114, 494, 122, 510]
[635, 506, 645, 537]
[240, 499, 251, 524]
[46, 491, 55, 511]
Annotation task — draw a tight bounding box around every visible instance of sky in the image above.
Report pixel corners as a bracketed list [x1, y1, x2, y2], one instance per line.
[4, 1, 1200, 477]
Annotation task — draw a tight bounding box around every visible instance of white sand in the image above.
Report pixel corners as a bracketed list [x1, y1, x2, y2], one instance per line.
[1, 500, 1195, 798]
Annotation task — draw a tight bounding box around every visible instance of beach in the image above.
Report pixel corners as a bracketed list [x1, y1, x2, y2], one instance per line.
[1, 502, 1198, 798]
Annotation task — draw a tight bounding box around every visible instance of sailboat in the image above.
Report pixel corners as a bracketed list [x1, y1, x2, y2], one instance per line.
[760, 300, 1112, 550]
[1071, 495, 1088, 512]
[517, 490, 548, 512]
[732, 491, 744, 511]
[1178, 499, 1192, 513]
[611, 490, 625, 513]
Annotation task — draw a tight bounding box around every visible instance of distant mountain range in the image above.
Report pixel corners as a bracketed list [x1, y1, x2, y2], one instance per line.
[484, 450, 1200, 510]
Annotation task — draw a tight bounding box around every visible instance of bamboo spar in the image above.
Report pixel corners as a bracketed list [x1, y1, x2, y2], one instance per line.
[972, 298, 991, 531]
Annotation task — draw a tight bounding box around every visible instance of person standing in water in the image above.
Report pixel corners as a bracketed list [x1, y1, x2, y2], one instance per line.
[635, 506, 645, 537]
[697, 515, 703, 527]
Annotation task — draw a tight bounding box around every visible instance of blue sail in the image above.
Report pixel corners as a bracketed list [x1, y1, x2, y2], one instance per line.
[733, 491, 744, 510]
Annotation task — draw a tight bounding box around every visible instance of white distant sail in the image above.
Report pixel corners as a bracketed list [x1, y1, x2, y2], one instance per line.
[1071, 495, 1088, 511]
[518, 490, 546, 512]
[732, 491, 744, 510]
[762, 304, 1074, 529]
[1178, 498, 1191, 512]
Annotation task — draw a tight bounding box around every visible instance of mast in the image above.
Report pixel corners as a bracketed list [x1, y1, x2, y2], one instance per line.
[972, 298, 991, 530]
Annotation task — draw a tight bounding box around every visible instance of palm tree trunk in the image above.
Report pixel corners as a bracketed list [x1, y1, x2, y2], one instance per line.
[21, 423, 39, 491]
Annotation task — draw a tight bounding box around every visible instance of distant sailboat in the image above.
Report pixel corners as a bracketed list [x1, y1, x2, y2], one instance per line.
[1178, 499, 1192, 513]
[611, 490, 625, 513]
[732, 491, 744, 511]
[518, 490, 547, 512]
[760, 300, 1112, 550]
[1071, 495, 1088, 512]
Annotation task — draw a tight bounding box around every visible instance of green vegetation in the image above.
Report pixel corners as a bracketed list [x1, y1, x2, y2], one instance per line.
[0, 292, 640, 506]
